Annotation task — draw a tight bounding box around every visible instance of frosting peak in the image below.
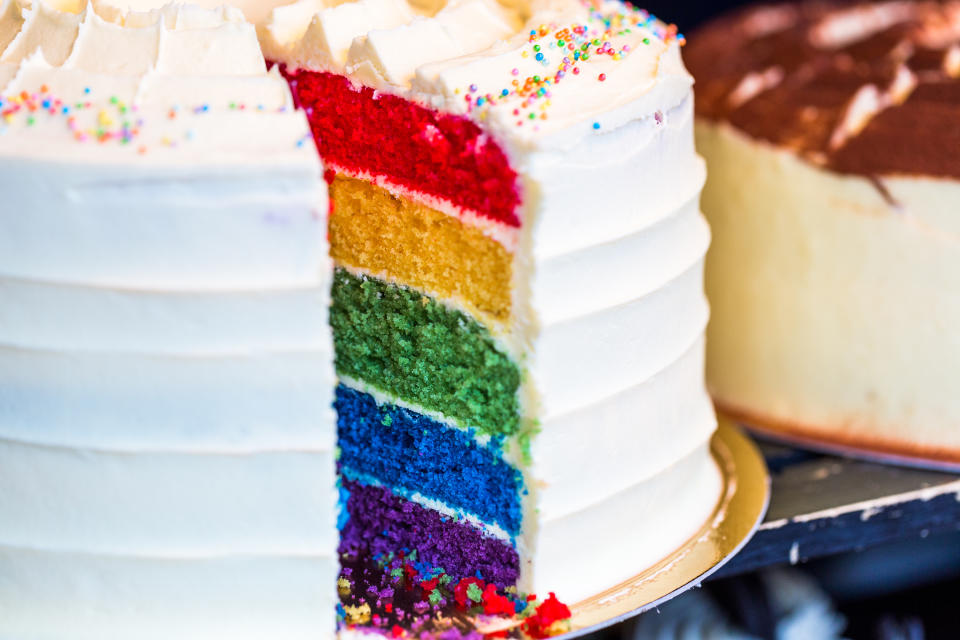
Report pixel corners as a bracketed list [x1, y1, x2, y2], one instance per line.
[0, 0, 312, 163]
[265, 0, 691, 148]
[1, 0, 691, 153]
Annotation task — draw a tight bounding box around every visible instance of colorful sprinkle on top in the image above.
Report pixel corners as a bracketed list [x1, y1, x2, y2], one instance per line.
[0, 85, 296, 152]
[456, 0, 682, 130]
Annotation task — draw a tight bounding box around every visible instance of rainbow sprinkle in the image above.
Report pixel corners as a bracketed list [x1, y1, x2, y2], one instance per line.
[0, 85, 296, 151]
[338, 550, 572, 639]
[458, 0, 683, 130]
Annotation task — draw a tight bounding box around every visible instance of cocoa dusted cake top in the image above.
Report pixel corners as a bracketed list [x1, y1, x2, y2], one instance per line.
[686, 1, 960, 179]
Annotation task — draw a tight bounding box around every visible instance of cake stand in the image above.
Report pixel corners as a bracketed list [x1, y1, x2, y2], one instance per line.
[556, 417, 770, 637]
[734, 417, 960, 474]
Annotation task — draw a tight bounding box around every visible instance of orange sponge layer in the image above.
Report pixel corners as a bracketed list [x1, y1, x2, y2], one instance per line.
[329, 175, 513, 325]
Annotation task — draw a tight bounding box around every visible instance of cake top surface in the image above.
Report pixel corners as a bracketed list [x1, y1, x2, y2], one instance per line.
[261, 0, 691, 149]
[0, 0, 691, 155]
[686, 0, 960, 179]
[0, 0, 315, 164]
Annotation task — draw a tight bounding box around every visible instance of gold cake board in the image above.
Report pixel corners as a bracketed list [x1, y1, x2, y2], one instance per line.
[557, 418, 770, 638]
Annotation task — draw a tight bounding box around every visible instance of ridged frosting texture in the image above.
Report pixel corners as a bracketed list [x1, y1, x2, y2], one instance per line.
[262, 0, 692, 149]
[0, 2, 337, 639]
[519, 93, 720, 601]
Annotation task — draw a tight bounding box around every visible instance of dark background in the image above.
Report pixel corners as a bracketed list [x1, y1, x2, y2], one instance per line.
[638, 0, 752, 31]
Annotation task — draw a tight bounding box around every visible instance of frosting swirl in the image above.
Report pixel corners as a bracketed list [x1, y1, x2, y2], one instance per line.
[0, 0, 314, 163]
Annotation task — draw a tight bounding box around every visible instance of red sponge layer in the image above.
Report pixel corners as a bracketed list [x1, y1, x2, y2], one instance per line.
[279, 65, 521, 228]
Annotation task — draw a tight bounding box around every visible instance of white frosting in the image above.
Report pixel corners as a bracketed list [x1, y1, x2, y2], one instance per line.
[331, 163, 521, 252]
[0, 160, 326, 289]
[0, 277, 330, 353]
[345, 0, 517, 86]
[262, 0, 692, 150]
[0, 3, 337, 637]
[534, 261, 708, 417]
[532, 195, 708, 324]
[0, 548, 338, 640]
[526, 95, 706, 257]
[0, 1, 313, 163]
[342, 466, 515, 543]
[514, 92, 718, 599]
[534, 337, 716, 520]
[261, 0, 414, 63]
[699, 120, 960, 454]
[529, 442, 721, 604]
[0, 439, 338, 553]
[527, 102, 710, 415]
[0, 347, 334, 451]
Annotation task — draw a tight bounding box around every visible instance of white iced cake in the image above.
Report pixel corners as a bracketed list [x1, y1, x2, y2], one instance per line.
[0, 0, 723, 636]
[687, 1, 960, 463]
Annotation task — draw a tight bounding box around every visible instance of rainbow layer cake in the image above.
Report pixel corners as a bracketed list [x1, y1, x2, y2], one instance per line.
[0, 0, 723, 636]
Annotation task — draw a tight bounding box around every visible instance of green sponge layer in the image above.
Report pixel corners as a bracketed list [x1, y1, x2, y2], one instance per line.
[331, 268, 520, 436]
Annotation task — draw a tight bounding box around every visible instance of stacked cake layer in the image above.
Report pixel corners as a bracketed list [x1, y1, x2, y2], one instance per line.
[0, 4, 337, 638]
[267, 0, 722, 603]
[285, 61, 532, 587]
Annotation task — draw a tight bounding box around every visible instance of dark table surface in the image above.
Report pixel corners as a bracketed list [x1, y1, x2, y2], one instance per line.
[582, 436, 960, 639]
[714, 439, 960, 579]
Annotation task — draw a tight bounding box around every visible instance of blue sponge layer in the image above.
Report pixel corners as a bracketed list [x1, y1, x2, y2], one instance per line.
[336, 384, 524, 537]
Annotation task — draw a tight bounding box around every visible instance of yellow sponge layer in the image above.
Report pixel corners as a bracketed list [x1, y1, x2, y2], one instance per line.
[329, 175, 513, 325]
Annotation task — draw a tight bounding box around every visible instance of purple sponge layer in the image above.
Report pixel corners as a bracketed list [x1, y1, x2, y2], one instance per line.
[339, 478, 520, 587]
